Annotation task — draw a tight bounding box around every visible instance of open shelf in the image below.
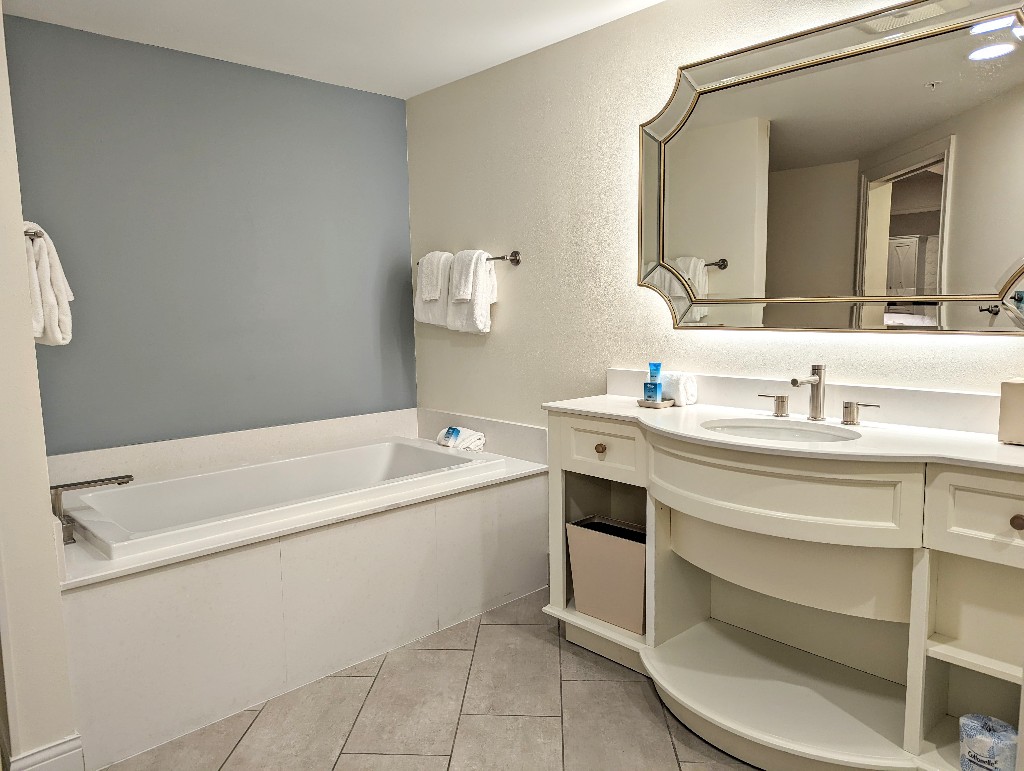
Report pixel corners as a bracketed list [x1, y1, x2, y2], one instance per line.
[542, 600, 646, 652]
[926, 634, 1023, 685]
[915, 717, 960, 771]
[642, 619, 915, 770]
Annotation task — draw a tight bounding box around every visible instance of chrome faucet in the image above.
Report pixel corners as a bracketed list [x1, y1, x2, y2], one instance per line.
[790, 364, 826, 422]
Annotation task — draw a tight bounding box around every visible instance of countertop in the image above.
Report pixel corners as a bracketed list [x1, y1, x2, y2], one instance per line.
[544, 395, 1024, 473]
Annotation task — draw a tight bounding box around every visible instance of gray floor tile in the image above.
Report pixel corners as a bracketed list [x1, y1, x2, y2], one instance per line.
[107, 711, 255, 771]
[334, 756, 450, 770]
[334, 654, 386, 677]
[559, 638, 646, 682]
[462, 624, 561, 716]
[343, 649, 473, 755]
[223, 677, 371, 770]
[450, 715, 562, 771]
[480, 589, 553, 626]
[665, 706, 753, 768]
[562, 681, 678, 771]
[406, 616, 480, 650]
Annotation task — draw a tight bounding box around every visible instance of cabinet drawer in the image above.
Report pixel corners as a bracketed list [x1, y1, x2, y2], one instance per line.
[560, 416, 646, 485]
[925, 465, 1024, 569]
[648, 435, 924, 548]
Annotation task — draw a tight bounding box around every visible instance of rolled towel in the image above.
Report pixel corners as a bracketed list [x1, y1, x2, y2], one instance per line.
[436, 426, 486, 452]
[960, 714, 1018, 771]
[25, 222, 74, 346]
[662, 371, 698, 405]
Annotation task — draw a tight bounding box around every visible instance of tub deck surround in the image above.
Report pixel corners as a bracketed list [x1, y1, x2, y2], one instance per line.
[543, 395, 1024, 474]
[61, 439, 544, 589]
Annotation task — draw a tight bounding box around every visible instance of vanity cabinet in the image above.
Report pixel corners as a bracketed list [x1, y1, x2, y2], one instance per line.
[544, 405, 1024, 771]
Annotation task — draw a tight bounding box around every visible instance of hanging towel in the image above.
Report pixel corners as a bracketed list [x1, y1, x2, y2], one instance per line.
[446, 250, 497, 334]
[436, 426, 486, 452]
[25, 222, 74, 346]
[414, 251, 454, 326]
[678, 256, 708, 322]
[417, 250, 448, 301]
[450, 249, 485, 302]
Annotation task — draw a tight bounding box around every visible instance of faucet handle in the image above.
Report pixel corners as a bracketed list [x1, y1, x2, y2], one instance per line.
[758, 394, 790, 418]
[842, 401, 879, 426]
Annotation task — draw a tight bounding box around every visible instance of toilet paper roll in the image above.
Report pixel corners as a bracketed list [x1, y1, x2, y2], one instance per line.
[960, 714, 1018, 771]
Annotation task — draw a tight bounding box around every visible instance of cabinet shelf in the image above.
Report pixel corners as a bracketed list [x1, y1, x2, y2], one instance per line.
[926, 634, 1023, 685]
[542, 601, 646, 652]
[641, 619, 915, 770]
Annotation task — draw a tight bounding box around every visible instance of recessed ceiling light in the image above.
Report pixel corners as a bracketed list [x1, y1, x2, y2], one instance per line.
[966, 42, 1015, 60]
[971, 16, 1017, 35]
[969, 42, 1016, 60]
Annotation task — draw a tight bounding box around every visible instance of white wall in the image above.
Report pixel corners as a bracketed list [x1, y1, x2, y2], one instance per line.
[0, 6, 78, 766]
[407, 0, 1024, 428]
[763, 160, 860, 328]
[665, 116, 769, 325]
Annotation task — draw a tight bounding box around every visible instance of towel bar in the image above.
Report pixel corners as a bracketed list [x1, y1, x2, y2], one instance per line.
[417, 250, 522, 266]
[24, 228, 43, 239]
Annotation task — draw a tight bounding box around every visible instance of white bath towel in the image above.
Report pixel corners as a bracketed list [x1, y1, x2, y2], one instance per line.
[436, 426, 486, 452]
[417, 250, 448, 301]
[446, 250, 497, 334]
[449, 249, 484, 302]
[679, 256, 708, 322]
[414, 251, 454, 326]
[25, 222, 74, 346]
[662, 371, 698, 405]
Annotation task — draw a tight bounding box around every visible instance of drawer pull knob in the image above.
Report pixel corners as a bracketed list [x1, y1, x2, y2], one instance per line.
[1011, 515, 1024, 531]
[595, 443, 608, 455]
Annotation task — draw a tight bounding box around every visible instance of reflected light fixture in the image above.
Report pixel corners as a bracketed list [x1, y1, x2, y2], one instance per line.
[969, 42, 1016, 60]
[1015, 26, 1024, 40]
[971, 16, 1017, 34]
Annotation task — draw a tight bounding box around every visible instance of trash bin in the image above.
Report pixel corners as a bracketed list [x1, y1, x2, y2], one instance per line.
[566, 516, 645, 635]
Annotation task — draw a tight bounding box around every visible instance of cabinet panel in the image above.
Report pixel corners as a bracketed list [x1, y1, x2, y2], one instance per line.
[650, 435, 924, 548]
[926, 464, 1024, 569]
[560, 415, 646, 486]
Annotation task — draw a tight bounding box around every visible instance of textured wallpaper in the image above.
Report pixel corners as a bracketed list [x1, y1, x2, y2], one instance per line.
[408, 0, 1024, 427]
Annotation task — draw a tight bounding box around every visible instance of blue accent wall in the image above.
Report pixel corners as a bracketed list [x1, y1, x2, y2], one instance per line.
[5, 17, 414, 454]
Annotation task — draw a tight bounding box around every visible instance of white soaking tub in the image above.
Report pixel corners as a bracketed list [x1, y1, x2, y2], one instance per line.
[68, 438, 505, 560]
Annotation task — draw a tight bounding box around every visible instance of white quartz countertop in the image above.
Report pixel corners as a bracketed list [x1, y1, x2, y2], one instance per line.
[544, 395, 1024, 473]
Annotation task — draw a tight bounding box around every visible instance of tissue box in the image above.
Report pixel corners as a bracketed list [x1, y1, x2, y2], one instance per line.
[960, 714, 1018, 771]
[999, 379, 1024, 446]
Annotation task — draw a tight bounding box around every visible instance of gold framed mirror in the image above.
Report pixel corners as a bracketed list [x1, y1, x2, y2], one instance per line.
[638, 0, 1024, 332]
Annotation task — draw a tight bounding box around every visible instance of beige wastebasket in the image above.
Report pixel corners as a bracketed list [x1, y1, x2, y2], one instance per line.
[565, 516, 645, 635]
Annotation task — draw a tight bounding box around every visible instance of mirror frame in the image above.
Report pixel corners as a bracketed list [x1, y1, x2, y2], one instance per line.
[638, 0, 1024, 333]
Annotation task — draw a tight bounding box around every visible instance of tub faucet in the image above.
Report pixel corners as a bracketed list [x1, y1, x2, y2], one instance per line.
[790, 364, 826, 422]
[50, 474, 133, 545]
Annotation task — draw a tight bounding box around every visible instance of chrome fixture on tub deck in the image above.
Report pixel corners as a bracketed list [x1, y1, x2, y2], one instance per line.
[791, 364, 826, 422]
[51, 474, 133, 545]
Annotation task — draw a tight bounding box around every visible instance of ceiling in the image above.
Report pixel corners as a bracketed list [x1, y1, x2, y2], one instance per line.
[3, 0, 667, 99]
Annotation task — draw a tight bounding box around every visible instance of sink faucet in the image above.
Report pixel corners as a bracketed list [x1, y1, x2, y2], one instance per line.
[790, 364, 826, 422]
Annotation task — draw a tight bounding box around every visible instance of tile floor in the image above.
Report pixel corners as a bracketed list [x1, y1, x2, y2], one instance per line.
[107, 589, 754, 770]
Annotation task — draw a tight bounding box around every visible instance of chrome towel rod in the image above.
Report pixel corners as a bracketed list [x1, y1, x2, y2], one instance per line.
[24, 228, 43, 239]
[417, 250, 522, 266]
[708, 258, 728, 270]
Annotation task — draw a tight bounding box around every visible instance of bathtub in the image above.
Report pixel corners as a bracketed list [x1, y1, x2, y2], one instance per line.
[67, 438, 506, 560]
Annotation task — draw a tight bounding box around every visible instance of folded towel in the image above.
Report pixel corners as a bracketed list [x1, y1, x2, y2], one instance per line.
[450, 249, 484, 302]
[25, 222, 74, 346]
[662, 371, 698, 405]
[436, 426, 486, 452]
[414, 251, 454, 326]
[446, 251, 497, 334]
[417, 251, 448, 301]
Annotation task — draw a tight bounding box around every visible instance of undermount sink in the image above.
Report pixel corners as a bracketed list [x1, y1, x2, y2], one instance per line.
[700, 418, 861, 443]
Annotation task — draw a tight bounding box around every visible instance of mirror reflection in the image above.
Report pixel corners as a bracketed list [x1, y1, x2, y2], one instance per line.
[640, 1, 1024, 331]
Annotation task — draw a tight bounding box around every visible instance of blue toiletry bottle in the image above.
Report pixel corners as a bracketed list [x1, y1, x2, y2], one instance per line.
[645, 363, 663, 402]
[649, 362, 662, 383]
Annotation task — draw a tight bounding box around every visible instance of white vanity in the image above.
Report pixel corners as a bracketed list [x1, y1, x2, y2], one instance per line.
[543, 378, 1024, 771]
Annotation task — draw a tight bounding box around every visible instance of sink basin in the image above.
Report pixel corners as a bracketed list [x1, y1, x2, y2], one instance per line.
[700, 418, 861, 443]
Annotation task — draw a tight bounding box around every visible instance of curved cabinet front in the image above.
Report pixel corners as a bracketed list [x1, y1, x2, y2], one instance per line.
[648, 434, 925, 548]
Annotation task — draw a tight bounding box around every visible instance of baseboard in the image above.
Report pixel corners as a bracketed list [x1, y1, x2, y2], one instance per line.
[9, 736, 83, 771]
